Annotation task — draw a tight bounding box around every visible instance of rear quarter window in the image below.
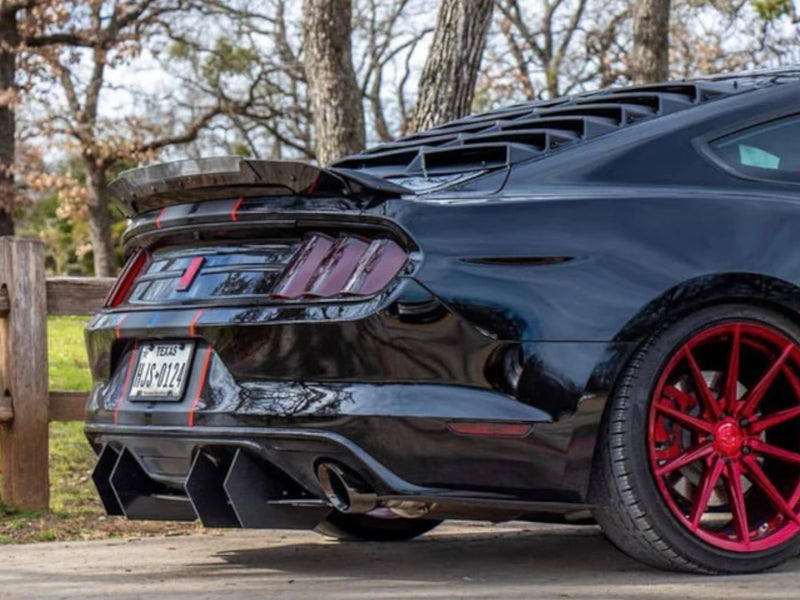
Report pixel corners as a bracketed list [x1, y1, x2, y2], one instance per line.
[709, 115, 800, 184]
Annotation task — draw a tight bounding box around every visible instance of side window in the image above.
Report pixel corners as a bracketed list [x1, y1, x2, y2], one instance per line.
[709, 115, 800, 184]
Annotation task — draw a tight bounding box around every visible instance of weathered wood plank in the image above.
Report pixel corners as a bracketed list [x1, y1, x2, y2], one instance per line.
[48, 391, 88, 422]
[0, 392, 87, 423]
[46, 277, 115, 316]
[0, 395, 11, 423]
[0, 237, 50, 510]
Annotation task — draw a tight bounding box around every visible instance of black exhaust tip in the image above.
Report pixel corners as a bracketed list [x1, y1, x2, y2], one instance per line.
[316, 462, 377, 514]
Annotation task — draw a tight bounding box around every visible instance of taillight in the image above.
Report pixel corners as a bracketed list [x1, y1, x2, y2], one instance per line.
[273, 234, 407, 299]
[104, 249, 148, 308]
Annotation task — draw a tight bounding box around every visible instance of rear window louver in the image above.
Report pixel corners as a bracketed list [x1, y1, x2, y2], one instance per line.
[538, 103, 655, 125]
[574, 92, 694, 115]
[332, 75, 783, 179]
[463, 129, 578, 151]
[500, 116, 618, 139]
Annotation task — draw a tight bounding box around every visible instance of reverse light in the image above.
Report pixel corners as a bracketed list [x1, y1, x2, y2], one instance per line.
[104, 249, 148, 308]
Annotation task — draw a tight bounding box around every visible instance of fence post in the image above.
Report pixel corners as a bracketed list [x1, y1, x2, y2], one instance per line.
[0, 237, 49, 510]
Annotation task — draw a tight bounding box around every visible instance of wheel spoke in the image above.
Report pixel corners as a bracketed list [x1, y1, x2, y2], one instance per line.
[750, 440, 800, 465]
[743, 455, 800, 526]
[724, 325, 741, 414]
[750, 405, 800, 434]
[655, 443, 714, 476]
[725, 460, 750, 548]
[684, 348, 722, 419]
[739, 343, 794, 417]
[690, 457, 724, 530]
[655, 402, 714, 434]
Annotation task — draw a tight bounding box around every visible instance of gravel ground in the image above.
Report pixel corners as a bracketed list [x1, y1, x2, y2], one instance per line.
[0, 521, 798, 599]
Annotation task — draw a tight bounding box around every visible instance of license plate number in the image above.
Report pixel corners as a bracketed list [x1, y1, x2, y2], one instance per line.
[129, 342, 195, 401]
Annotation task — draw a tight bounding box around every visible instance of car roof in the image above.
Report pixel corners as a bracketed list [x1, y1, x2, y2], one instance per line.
[333, 68, 800, 179]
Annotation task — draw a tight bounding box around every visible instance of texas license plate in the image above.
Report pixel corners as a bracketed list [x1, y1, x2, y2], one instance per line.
[129, 342, 195, 402]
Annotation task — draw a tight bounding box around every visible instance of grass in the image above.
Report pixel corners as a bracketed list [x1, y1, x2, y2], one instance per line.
[48, 316, 93, 391]
[0, 316, 199, 543]
[47, 316, 96, 514]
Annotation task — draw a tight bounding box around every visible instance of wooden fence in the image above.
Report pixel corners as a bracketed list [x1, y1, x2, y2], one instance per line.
[0, 237, 114, 511]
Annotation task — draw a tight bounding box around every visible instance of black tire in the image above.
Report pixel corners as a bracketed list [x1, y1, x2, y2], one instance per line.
[589, 303, 800, 573]
[315, 512, 442, 542]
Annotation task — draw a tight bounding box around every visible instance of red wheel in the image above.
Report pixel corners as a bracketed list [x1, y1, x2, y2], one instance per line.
[591, 304, 800, 573]
[650, 322, 800, 553]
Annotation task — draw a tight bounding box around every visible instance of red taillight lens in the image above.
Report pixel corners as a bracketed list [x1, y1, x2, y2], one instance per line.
[104, 249, 148, 308]
[272, 234, 407, 299]
[342, 239, 408, 296]
[271, 234, 335, 299]
[306, 236, 369, 297]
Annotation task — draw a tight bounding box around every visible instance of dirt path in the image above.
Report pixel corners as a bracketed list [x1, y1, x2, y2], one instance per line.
[0, 521, 796, 599]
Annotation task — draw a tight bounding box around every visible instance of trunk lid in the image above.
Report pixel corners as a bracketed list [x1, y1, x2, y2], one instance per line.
[109, 156, 410, 217]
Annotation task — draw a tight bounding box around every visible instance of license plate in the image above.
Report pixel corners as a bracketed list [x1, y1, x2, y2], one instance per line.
[129, 342, 195, 402]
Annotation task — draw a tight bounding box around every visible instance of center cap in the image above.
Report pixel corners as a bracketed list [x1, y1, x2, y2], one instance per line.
[714, 420, 744, 456]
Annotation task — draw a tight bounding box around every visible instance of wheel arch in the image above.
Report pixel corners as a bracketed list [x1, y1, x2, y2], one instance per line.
[581, 272, 800, 497]
[613, 272, 800, 345]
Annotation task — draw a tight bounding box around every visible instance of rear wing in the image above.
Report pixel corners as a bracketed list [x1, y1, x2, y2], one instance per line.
[108, 156, 411, 217]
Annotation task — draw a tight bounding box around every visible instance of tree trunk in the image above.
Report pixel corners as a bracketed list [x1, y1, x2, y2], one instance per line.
[631, 0, 671, 83]
[302, 0, 365, 165]
[85, 164, 117, 277]
[410, 0, 493, 131]
[0, 8, 18, 235]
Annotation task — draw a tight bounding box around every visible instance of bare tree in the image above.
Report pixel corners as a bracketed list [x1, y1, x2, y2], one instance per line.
[26, 0, 222, 276]
[302, 0, 365, 164]
[631, 0, 671, 83]
[410, 0, 493, 131]
[166, 0, 431, 157]
[490, 0, 798, 105]
[353, 0, 433, 141]
[0, 1, 96, 235]
[494, 0, 595, 100]
[0, 3, 20, 235]
[161, 0, 317, 160]
[669, 0, 800, 79]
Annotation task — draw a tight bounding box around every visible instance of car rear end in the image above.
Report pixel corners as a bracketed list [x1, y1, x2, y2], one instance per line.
[85, 157, 560, 529]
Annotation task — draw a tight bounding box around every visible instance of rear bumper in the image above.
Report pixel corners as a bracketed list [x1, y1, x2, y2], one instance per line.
[85, 423, 596, 528]
[84, 281, 631, 523]
[85, 378, 595, 498]
[84, 314, 625, 505]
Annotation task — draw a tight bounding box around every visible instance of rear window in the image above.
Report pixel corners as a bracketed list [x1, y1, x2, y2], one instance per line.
[709, 115, 800, 184]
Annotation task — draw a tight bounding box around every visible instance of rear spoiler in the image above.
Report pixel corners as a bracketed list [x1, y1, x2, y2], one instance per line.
[108, 156, 412, 217]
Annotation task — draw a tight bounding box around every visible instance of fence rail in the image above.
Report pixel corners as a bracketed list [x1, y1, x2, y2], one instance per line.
[0, 237, 114, 510]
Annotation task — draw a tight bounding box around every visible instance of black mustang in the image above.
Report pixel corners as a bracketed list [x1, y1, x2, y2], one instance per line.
[86, 68, 800, 573]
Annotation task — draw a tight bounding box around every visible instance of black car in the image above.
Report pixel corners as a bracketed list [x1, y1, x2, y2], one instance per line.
[86, 68, 800, 573]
